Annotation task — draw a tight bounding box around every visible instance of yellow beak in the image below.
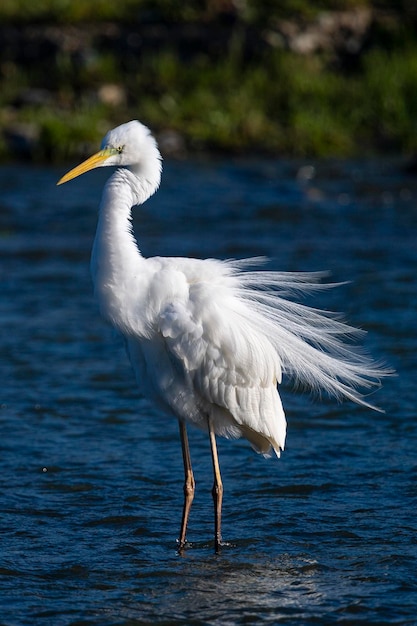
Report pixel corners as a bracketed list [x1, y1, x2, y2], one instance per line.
[57, 149, 114, 185]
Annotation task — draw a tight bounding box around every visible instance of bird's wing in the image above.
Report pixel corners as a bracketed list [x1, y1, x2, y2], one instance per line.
[149, 261, 286, 456]
[127, 255, 388, 455]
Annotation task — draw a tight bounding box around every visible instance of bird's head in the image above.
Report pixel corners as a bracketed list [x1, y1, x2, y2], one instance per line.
[57, 120, 162, 189]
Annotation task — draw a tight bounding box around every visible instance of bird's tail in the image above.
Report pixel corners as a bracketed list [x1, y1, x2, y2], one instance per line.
[229, 259, 391, 409]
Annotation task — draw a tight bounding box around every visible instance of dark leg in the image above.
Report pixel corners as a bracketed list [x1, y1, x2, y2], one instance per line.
[178, 420, 195, 551]
[208, 417, 223, 553]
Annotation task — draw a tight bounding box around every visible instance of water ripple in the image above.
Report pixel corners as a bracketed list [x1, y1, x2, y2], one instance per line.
[0, 159, 416, 624]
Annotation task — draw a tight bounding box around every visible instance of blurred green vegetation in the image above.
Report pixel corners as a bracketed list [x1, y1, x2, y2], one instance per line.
[1, 0, 416, 24]
[1, 0, 417, 160]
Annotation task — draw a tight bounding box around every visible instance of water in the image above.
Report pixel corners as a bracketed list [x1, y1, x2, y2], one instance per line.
[1, 157, 416, 625]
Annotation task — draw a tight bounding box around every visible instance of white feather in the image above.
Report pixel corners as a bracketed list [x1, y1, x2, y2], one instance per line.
[60, 120, 390, 459]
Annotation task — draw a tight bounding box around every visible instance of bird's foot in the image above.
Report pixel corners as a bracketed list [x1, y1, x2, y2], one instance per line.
[176, 538, 191, 555]
[214, 538, 232, 554]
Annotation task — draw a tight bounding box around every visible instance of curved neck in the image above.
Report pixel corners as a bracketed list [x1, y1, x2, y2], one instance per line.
[103, 166, 159, 208]
[91, 168, 150, 331]
[94, 168, 142, 261]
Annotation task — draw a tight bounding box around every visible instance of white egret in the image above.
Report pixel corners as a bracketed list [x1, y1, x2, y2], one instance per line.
[58, 120, 388, 552]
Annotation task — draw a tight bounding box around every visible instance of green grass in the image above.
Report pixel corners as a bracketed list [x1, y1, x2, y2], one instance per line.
[1, 1, 417, 160]
[0, 0, 140, 22]
[2, 44, 417, 160]
[0, 0, 373, 24]
[125, 44, 417, 157]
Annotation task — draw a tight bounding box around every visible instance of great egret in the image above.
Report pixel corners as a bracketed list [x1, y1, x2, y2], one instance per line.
[58, 120, 387, 552]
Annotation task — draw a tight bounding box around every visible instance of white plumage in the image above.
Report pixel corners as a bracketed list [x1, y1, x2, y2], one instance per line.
[58, 120, 388, 551]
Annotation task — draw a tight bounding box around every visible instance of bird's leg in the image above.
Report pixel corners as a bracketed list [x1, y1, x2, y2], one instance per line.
[178, 420, 195, 551]
[208, 417, 224, 553]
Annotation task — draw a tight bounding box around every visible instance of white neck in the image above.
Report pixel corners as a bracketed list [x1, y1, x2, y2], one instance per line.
[90, 167, 156, 334]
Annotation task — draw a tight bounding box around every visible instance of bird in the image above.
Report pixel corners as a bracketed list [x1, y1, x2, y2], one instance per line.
[58, 120, 388, 553]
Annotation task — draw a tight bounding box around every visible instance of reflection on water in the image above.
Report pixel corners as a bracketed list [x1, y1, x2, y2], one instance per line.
[167, 555, 325, 624]
[1, 158, 416, 624]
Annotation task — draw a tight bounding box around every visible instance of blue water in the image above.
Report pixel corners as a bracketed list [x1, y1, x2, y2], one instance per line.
[1, 157, 416, 625]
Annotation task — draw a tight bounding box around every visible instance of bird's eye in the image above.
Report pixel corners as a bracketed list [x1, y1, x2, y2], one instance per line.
[116, 145, 124, 154]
